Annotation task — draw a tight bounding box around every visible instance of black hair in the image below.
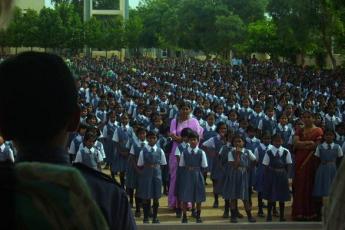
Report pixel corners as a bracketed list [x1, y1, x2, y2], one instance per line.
[78, 123, 88, 132]
[83, 131, 97, 143]
[181, 128, 193, 138]
[246, 125, 257, 133]
[272, 133, 283, 141]
[136, 126, 147, 135]
[147, 130, 158, 138]
[188, 130, 199, 140]
[323, 128, 336, 137]
[216, 122, 227, 133]
[178, 100, 191, 110]
[0, 52, 78, 144]
[231, 134, 245, 146]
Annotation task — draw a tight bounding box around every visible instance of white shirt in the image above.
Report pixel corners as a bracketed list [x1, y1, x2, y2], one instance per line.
[112, 124, 130, 142]
[174, 142, 188, 156]
[137, 145, 167, 166]
[179, 146, 208, 168]
[228, 148, 256, 162]
[74, 146, 103, 164]
[68, 135, 83, 155]
[0, 144, 14, 162]
[102, 121, 118, 138]
[204, 123, 216, 132]
[316, 142, 343, 157]
[202, 135, 220, 149]
[254, 143, 271, 159]
[262, 145, 292, 166]
[130, 140, 148, 155]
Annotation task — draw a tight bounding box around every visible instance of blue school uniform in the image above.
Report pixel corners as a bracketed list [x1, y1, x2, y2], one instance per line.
[111, 125, 133, 173]
[76, 146, 102, 171]
[254, 144, 270, 193]
[94, 140, 106, 161]
[261, 116, 277, 135]
[96, 109, 107, 123]
[275, 124, 294, 148]
[69, 134, 83, 156]
[135, 114, 151, 127]
[227, 120, 239, 131]
[0, 144, 13, 162]
[238, 107, 253, 120]
[215, 113, 228, 124]
[335, 132, 345, 147]
[246, 137, 261, 187]
[136, 145, 167, 200]
[202, 124, 218, 142]
[249, 112, 264, 130]
[313, 143, 343, 197]
[126, 140, 147, 189]
[222, 148, 256, 200]
[262, 146, 292, 202]
[324, 114, 342, 131]
[102, 121, 118, 164]
[202, 135, 226, 181]
[178, 147, 208, 202]
[174, 142, 189, 197]
[218, 143, 233, 196]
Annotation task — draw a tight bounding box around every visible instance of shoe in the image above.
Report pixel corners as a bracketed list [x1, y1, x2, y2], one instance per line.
[182, 216, 188, 223]
[143, 218, 149, 224]
[196, 217, 203, 223]
[230, 209, 238, 223]
[273, 209, 279, 217]
[152, 218, 160, 224]
[222, 211, 229, 218]
[257, 211, 265, 218]
[191, 209, 197, 218]
[279, 217, 286, 222]
[237, 210, 244, 219]
[266, 215, 272, 222]
[213, 200, 219, 208]
[230, 217, 238, 223]
[176, 208, 182, 218]
[135, 211, 141, 218]
[248, 216, 256, 223]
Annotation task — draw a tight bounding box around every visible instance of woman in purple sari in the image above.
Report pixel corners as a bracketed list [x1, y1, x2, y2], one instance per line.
[168, 101, 204, 210]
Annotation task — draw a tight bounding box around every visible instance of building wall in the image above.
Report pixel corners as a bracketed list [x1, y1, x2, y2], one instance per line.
[15, 0, 45, 11]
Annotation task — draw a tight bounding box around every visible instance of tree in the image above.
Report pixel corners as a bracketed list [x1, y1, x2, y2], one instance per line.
[124, 12, 143, 49]
[222, 0, 268, 24]
[37, 7, 65, 51]
[55, 3, 84, 52]
[215, 14, 245, 58]
[85, 17, 103, 49]
[6, 7, 25, 52]
[22, 9, 39, 49]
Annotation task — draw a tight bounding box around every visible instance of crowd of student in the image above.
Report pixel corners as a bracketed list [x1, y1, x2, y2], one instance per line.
[1, 55, 345, 224]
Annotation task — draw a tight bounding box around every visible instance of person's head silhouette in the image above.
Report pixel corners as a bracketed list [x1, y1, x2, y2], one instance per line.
[0, 52, 80, 159]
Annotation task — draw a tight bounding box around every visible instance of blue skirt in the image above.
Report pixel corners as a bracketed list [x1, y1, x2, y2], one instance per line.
[254, 164, 265, 192]
[110, 153, 128, 173]
[222, 167, 249, 200]
[313, 163, 337, 197]
[102, 138, 114, 164]
[136, 166, 162, 200]
[179, 168, 206, 203]
[262, 168, 290, 202]
[125, 160, 138, 189]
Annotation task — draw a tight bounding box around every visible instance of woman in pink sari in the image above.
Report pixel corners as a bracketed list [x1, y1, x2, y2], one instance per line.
[168, 101, 204, 212]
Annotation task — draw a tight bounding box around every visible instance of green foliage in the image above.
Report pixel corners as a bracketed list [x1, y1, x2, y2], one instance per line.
[0, 0, 344, 62]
